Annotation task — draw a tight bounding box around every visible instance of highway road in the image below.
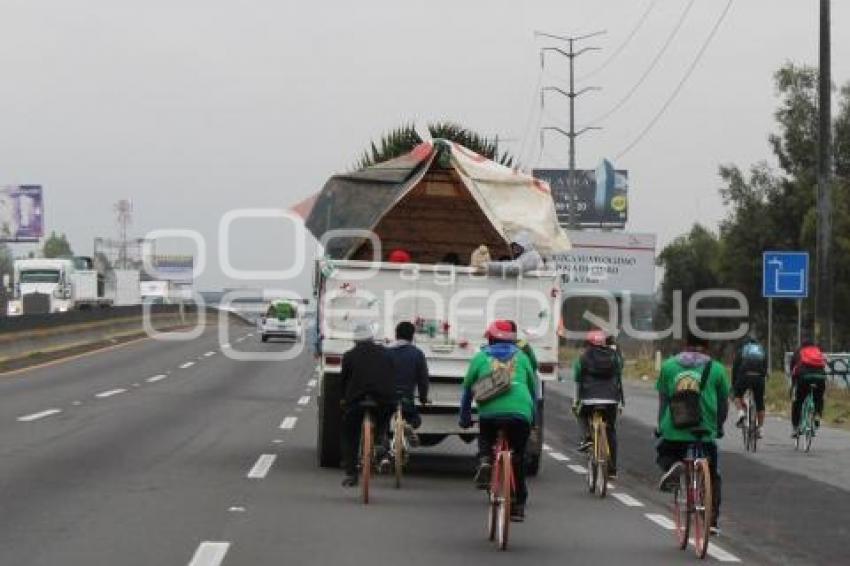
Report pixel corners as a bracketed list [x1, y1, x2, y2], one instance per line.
[1, 325, 844, 565]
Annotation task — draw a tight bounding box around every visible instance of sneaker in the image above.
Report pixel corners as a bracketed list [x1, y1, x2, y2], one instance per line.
[710, 523, 721, 537]
[658, 464, 682, 493]
[342, 475, 358, 487]
[404, 424, 421, 448]
[474, 460, 492, 489]
[577, 440, 592, 453]
[756, 427, 763, 439]
[791, 430, 800, 439]
[378, 457, 392, 474]
[510, 503, 525, 522]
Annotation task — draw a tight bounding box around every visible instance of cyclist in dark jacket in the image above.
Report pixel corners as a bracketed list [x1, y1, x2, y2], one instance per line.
[386, 321, 430, 428]
[573, 330, 623, 478]
[339, 322, 396, 487]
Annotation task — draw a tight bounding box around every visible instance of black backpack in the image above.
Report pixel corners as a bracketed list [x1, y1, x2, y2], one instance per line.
[581, 347, 617, 380]
[669, 361, 713, 429]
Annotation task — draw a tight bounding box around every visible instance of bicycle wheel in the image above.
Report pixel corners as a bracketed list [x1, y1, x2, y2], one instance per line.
[596, 424, 608, 498]
[802, 396, 815, 453]
[487, 464, 499, 542]
[361, 413, 373, 505]
[672, 464, 689, 550]
[692, 459, 713, 559]
[496, 450, 512, 551]
[586, 448, 597, 494]
[393, 411, 404, 489]
[748, 397, 759, 453]
[741, 399, 750, 451]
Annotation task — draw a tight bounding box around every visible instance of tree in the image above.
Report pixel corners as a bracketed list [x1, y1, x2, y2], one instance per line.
[657, 224, 722, 322]
[355, 121, 514, 169]
[42, 231, 74, 258]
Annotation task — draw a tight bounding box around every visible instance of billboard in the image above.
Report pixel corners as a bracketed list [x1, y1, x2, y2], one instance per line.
[0, 185, 44, 242]
[145, 255, 194, 283]
[552, 231, 657, 295]
[533, 160, 628, 228]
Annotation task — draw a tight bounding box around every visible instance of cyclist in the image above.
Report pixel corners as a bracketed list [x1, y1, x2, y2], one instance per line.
[339, 321, 396, 487]
[732, 335, 768, 437]
[573, 329, 623, 479]
[790, 340, 827, 437]
[380, 321, 430, 466]
[656, 332, 729, 536]
[459, 320, 537, 521]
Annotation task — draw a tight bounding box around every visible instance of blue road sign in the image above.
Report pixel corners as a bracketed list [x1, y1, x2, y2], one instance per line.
[763, 252, 809, 298]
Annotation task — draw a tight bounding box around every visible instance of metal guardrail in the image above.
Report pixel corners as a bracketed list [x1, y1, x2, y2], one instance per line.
[0, 304, 205, 334]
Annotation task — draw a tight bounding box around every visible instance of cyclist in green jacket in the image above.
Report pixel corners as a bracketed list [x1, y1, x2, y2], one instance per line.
[459, 320, 537, 521]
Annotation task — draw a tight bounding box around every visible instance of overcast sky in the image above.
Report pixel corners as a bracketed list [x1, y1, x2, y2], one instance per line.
[2, 0, 848, 293]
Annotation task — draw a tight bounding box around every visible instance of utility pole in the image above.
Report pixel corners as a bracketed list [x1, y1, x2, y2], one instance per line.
[816, 0, 833, 350]
[537, 30, 604, 229]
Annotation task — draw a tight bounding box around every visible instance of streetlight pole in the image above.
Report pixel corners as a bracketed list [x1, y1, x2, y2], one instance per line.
[816, 0, 833, 349]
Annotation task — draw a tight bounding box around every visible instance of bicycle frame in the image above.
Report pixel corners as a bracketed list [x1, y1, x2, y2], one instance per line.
[487, 429, 516, 551]
[672, 437, 713, 559]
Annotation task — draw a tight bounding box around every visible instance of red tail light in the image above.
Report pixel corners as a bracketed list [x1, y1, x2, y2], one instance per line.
[539, 363, 556, 374]
[325, 354, 342, 366]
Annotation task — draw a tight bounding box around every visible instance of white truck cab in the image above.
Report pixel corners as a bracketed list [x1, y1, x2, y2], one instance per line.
[7, 258, 76, 315]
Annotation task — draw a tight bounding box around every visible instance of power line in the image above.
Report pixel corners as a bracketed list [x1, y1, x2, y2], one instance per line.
[614, 0, 735, 161]
[583, 0, 696, 128]
[578, 0, 660, 82]
[516, 67, 544, 168]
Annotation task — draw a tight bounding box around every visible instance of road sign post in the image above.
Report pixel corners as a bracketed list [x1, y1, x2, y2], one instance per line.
[763, 252, 810, 376]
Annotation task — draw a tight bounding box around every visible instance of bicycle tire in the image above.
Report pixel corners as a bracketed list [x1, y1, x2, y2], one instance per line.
[748, 396, 759, 453]
[361, 414, 373, 505]
[487, 479, 498, 541]
[596, 424, 608, 498]
[497, 450, 512, 551]
[693, 459, 712, 559]
[393, 411, 404, 489]
[803, 394, 815, 453]
[673, 464, 689, 550]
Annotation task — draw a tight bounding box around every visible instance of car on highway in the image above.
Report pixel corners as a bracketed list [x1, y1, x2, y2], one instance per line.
[258, 299, 302, 342]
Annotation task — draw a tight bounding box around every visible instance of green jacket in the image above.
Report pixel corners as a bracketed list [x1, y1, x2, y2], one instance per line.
[463, 346, 536, 423]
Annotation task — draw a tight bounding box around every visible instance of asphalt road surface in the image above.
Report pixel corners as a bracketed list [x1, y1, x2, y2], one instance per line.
[1, 326, 844, 565]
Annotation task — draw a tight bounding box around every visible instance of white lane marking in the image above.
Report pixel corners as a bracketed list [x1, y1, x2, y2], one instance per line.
[307, 379, 318, 387]
[17, 409, 62, 422]
[280, 416, 298, 430]
[272, 439, 284, 444]
[297, 396, 310, 405]
[222, 343, 231, 349]
[542, 443, 552, 451]
[228, 506, 245, 513]
[567, 464, 587, 474]
[706, 543, 742, 563]
[95, 388, 127, 398]
[187, 541, 230, 566]
[179, 361, 195, 369]
[204, 351, 216, 357]
[72, 401, 83, 406]
[611, 492, 645, 507]
[235, 337, 246, 343]
[548, 451, 570, 462]
[147, 374, 168, 383]
[644, 513, 675, 530]
[247, 454, 277, 479]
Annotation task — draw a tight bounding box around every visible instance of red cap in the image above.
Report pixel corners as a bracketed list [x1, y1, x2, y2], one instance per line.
[586, 330, 606, 347]
[486, 320, 516, 341]
[388, 249, 412, 263]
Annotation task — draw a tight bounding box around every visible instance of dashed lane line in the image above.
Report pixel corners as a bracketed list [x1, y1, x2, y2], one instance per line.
[280, 416, 298, 430]
[147, 374, 168, 383]
[644, 513, 675, 530]
[297, 396, 310, 406]
[179, 361, 195, 369]
[246, 454, 277, 479]
[567, 464, 587, 474]
[17, 409, 62, 422]
[204, 351, 216, 357]
[542, 443, 552, 451]
[611, 492, 645, 507]
[307, 379, 318, 388]
[548, 451, 570, 462]
[187, 541, 230, 566]
[95, 388, 127, 399]
[644, 514, 741, 561]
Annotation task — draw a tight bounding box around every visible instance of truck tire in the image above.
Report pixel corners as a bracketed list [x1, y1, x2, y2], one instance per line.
[317, 372, 343, 468]
[526, 399, 544, 477]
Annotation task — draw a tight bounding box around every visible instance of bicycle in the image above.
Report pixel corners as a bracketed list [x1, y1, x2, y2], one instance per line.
[584, 402, 616, 498]
[741, 388, 758, 452]
[669, 429, 713, 559]
[388, 402, 410, 489]
[357, 398, 380, 504]
[794, 383, 818, 453]
[486, 428, 515, 551]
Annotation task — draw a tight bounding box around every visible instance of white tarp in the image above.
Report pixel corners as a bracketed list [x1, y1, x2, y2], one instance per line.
[448, 141, 571, 255]
[552, 231, 657, 295]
